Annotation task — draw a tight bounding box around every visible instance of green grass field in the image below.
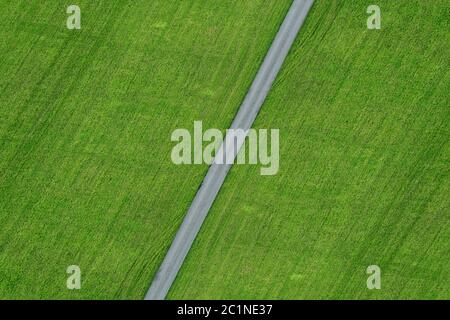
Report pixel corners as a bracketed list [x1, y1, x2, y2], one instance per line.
[170, 0, 450, 299]
[0, 0, 292, 299]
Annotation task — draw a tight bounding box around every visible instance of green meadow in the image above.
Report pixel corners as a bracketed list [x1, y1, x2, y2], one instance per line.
[171, 0, 449, 299]
[0, 0, 292, 299]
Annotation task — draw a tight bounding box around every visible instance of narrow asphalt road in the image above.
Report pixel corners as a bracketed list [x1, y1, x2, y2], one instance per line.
[145, 0, 314, 300]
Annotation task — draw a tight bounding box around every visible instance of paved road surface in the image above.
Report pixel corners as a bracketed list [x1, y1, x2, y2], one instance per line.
[145, 0, 314, 300]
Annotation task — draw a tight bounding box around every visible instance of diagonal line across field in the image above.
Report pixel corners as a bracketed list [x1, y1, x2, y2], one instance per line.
[145, 0, 314, 300]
